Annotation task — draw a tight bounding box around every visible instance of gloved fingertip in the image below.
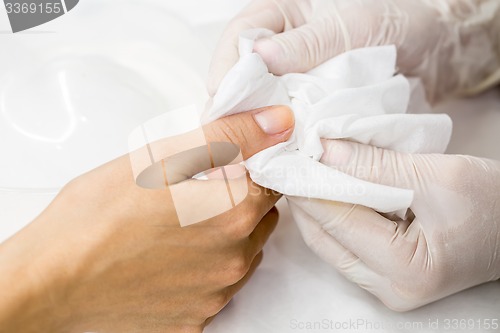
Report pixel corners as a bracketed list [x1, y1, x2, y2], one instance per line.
[253, 38, 288, 75]
[320, 140, 354, 168]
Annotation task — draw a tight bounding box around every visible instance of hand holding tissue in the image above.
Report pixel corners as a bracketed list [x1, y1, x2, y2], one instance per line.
[205, 29, 452, 215]
[205, 29, 500, 311]
[208, 0, 500, 103]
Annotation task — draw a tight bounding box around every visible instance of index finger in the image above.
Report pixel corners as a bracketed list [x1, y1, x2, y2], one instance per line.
[207, 0, 287, 96]
[179, 174, 281, 235]
[288, 197, 421, 276]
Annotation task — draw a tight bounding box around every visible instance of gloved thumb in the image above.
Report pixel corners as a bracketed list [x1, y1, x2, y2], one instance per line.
[253, 19, 350, 75]
[320, 140, 419, 190]
[203, 105, 294, 160]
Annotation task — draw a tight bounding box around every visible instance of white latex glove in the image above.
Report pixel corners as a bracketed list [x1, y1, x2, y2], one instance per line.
[208, 0, 500, 102]
[288, 140, 500, 311]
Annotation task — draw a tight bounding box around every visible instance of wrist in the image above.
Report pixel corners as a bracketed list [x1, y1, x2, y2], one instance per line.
[0, 207, 76, 332]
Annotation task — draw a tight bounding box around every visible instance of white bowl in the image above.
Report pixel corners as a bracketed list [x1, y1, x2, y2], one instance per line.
[0, 1, 210, 241]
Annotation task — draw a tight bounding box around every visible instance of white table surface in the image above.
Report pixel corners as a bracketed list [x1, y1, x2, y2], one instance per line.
[0, 1, 499, 332]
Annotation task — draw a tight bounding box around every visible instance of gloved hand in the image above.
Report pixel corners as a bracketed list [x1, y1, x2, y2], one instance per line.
[208, 0, 500, 102]
[288, 139, 500, 311]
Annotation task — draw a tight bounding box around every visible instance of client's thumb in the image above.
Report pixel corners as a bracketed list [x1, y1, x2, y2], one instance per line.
[203, 105, 294, 160]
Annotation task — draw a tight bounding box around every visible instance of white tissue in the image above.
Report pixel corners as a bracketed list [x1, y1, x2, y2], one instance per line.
[204, 29, 452, 214]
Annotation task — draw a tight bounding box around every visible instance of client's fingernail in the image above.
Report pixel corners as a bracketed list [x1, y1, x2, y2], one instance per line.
[254, 106, 294, 135]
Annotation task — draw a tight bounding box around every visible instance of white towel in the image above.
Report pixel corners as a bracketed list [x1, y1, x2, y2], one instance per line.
[203, 29, 452, 214]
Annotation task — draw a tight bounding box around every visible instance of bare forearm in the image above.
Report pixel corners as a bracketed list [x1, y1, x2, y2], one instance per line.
[0, 216, 71, 333]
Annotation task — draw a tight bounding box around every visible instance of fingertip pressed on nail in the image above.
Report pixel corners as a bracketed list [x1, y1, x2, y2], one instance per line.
[321, 140, 353, 167]
[253, 38, 285, 73]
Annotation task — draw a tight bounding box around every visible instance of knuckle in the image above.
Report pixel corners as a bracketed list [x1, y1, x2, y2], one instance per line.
[207, 118, 233, 144]
[62, 176, 84, 195]
[336, 253, 360, 272]
[387, 273, 446, 311]
[202, 291, 231, 318]
[423, 270, 448, 297]
[378, 284, 429, 312]
[225, 210, 259, 239]
[59, 176, 89, 203]
[392, 288, 424, 308]
[381, 298, 417, 313]
[207, 117, 251, 152]
[430, 155, 480, 186]
[448, 156, 477, 181]
[225, 252, 252, 284]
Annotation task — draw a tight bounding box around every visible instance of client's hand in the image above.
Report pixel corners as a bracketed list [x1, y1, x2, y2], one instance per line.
[289, 140, 500, 311]
[0, 106, 294, 333]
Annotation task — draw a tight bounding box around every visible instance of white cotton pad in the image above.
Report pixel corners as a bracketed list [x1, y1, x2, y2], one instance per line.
[205, 28, 453, 215]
